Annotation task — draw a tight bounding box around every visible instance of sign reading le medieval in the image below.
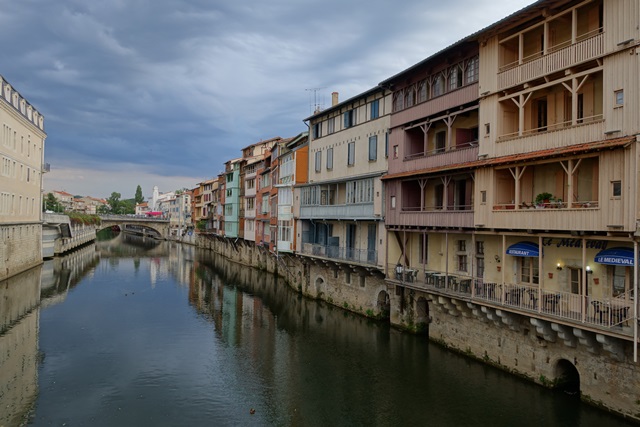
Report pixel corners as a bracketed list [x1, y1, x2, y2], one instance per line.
[541, 238, 608, 250]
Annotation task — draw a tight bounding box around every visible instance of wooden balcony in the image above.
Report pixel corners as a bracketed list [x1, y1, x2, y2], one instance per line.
[391, 83, 479, 128]
[498, 33, 604, 90]
[496, 119, 604, 157]
[393, 145, 478, 175]
[386, 208, 474, 229]
[485, 205, 631, 232]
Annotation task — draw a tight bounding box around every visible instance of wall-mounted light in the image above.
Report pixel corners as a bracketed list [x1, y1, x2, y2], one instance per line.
[495, 255, 501, 263]
[586, 266, 593, 274]
[556, 262, 563, 271]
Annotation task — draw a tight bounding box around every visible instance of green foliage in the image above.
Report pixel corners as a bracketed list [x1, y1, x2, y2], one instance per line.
[196, 220, 207, 231]
[134, 185, 144, 204]
[67, 212, 101, 225]
[535, 192, 553, 205]
[106, 192, 121, 212]
[44, 193, 64, 212]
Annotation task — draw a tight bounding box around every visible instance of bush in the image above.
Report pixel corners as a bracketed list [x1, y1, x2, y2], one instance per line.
[67, 212, 102, 226]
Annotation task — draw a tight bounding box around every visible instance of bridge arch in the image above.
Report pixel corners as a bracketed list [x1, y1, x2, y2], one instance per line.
[98, 216, 169, 239]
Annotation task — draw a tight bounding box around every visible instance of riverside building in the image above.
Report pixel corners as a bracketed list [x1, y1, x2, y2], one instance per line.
[381, 0, 640, 416]
[0, 75, 47, 280]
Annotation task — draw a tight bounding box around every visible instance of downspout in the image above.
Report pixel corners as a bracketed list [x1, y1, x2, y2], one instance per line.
[635, 240, 638, 362]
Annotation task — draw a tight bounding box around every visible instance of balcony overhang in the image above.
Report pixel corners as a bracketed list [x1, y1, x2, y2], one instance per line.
[381, 135, 635, 181]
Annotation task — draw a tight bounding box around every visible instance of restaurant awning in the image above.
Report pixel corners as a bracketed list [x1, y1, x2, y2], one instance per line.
[594, 247, 635, 266]
[506, 241, 540, 257]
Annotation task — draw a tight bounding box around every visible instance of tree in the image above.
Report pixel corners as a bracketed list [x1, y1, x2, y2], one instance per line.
[134, 185, 144, 205]
[44, 193, 63, 212]
[107, 192, 121, 213]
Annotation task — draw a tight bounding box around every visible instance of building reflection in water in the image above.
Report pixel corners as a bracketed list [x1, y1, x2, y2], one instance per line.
[0, 266, 41, 427]
[0, 243, 101, 426]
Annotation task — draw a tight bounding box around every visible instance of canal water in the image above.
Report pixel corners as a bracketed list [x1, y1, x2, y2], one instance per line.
[1, 232, 635, 426]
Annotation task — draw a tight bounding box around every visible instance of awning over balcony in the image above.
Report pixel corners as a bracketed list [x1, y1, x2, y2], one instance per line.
[506, 241, 539, 257]
[594, 247, 635, 266]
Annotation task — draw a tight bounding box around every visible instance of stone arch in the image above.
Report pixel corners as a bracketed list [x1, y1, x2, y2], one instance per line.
[377, 290, 390, 319]
[315, 276, 325, 298]
[417, 297, 430, 323]
[553, 359, 580, 395]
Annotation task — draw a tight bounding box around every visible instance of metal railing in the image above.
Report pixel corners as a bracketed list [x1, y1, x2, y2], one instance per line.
[387, 265, 635, 334]
[302, 243, 377, 265]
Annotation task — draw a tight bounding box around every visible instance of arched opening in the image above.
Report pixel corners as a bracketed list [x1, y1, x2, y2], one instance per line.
[377, 291, 390, 319]
[315, 276, 324, 295]
[416, 297, 430, 334]
[554, 359, 580, 395]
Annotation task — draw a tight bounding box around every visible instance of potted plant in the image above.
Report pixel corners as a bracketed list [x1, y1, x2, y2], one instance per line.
[535, 192, 553, 207]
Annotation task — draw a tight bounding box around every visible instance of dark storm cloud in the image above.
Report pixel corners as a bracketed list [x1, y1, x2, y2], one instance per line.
[0, 0, 532, 196]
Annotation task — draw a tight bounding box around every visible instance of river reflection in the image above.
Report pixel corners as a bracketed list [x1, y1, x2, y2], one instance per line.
[0, 236, 635, 426]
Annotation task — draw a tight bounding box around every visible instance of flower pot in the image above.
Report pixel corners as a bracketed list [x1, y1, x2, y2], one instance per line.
[593, 278, 599, 285]
[548, 272, 553, 279]
[497, 266, 501, 272]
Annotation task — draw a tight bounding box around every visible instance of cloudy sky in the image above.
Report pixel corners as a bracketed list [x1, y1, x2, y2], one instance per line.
[1, 0, 533, 200]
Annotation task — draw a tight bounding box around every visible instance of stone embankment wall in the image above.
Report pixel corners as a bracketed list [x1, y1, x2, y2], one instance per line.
[191, 234, 390, 319]
[54, 225, 96, 255]
[0, 223, 42, 281]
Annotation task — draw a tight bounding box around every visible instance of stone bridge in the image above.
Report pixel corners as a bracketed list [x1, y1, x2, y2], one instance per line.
[99, 215, 170, 239]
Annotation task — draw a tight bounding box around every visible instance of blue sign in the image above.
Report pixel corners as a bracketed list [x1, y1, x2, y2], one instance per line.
[594, 247, 634, 266]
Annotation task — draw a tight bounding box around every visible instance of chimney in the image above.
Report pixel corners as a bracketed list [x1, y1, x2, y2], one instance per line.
[332, 92, 339, 107]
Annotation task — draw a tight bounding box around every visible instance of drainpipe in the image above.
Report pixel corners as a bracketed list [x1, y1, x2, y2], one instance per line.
[635, 240, 638, 363]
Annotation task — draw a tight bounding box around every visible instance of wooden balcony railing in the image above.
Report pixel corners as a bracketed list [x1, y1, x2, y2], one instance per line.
[498, 32, 604, 90]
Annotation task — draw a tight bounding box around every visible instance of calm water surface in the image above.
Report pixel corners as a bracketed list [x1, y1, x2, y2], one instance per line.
[1, 232, 635, 426]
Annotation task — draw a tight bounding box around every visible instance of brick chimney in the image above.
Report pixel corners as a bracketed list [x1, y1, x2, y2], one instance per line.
[332, 92, 339, 106]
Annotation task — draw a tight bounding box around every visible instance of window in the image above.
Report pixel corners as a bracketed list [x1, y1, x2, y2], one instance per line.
[405, 88, 414, 108]
[419, 234, 428, 264]
[328, 117, 335, 134]
[370, 99, 379, 120]
[390, 196, 396, 209]
[449, 66, 462, 91]
[457, 254, 468, 272]
[457, 240, 466, 252]
[393, 92, 404, 111]
[433, 74, 445, 97]
[417, 81, 427, 103]
[368, 135, 377, 161]
[246, 198, 255, 210]
[612, 181, 621, 198]
[315, 151, 322, 172]
[481, 191, 487, 204]
[347, 142, 355, 166]
[520, 258, 539, 285]
[393, 145, 398, 159]
[476, 241, 484, 255]
[247, 179, 255, 189]
[435, 131, 446, 153]
[466, 57, 479, 83]
[313, 122, 322, 139]
[385, 132, 389, 158]
[326, 147, 333, 170]
[615, 90, 624, 106]
[344, 109, 356, 128]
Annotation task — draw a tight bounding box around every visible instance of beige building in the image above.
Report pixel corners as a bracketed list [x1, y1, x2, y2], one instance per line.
[297, 88, 391, 269]
[0, 75, 47, 279]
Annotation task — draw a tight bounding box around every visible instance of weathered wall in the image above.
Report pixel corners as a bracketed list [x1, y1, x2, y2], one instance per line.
[190, 234, 390, 319]
[0, 223, 42, 280]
